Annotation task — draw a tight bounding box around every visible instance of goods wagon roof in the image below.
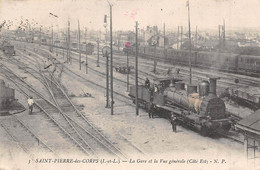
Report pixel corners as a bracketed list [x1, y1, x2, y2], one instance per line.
[153, 76, 175, 82]
[239, 54, 260, 59]
[230, 86, 260, 97]
[198, 51, 239, 57]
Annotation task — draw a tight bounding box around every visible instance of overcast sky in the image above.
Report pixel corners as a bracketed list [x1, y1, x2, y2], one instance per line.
[0, 0, 260, 32]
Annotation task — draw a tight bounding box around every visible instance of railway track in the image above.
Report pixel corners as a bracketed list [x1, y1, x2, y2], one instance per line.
[16, 43, 252, 120]
[0, 63, 122, 157]
[0, 65, 93, 154]
[17, 46, 146, 157]
[1, 48, 144, 158]
[0, 113, 54, 157]
[19, 46, 136, 107]
[40, 68, 128, 158]
[13, 40, 260, 89]
[39, 42, 260, 91]
[10, 41, 257, 150]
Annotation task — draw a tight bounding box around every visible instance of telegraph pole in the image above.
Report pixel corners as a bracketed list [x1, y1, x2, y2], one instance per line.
[180, 26, 183, 50]
[135, 21, 139, 116]
[219, 25, 221, 49]
[126, 49, 129, 92]
[104, 15, 110, 108]
[195, 25, 197, 48]
[39, 26, 42, 46]
[118, 32, 120, 51]
[223, 19, 225, 48]
[163, 23, 166, 58]
[163, 23, 165, 50]
[153, 44, 157, 73]
[63, 39, 65, 59]
[177, 26, 179, 49]
[85, 28, 88, 73]
[109, 3, 114, 115]
[67, 19, 71, 64]
[51, 25, 53, 53]
[67, 24, 69, 62]
[97, 37, 100, 67]
[187, 0, 192, 84]
[106, 49, 110, 108]
[78, 20, 81, 70]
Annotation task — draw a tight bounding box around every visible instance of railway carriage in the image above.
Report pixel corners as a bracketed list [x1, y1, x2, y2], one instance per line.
[214, 53, 238, 72]
[136, 45, 260, 76]
[237, 55, 260, 73]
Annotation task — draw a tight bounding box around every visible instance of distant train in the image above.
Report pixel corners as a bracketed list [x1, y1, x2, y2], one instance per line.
[135, 46, 260, 76]
[51, 41, 94, 55]
[69, 42, 94, 55]
[36, 39, 95, 55]
[0, 41, 15, 56]
[129, 76, 231, 136]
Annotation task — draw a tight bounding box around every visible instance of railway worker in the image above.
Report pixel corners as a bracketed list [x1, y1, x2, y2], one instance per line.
[148, 102, 154, 118]
[170, 113, 177, 133]
[154, 84, 158, 93]
[145, 78, 150, 89]
[158, 82, 164, 93]
[27, 96, 34, 115]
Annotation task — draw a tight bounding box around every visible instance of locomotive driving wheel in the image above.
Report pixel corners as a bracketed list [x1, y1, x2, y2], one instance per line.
[222, 124, 231, 131]
[201, 126, 210, 136]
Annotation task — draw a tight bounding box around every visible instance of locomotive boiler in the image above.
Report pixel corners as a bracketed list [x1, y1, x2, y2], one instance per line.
[163, 78, 226, 120]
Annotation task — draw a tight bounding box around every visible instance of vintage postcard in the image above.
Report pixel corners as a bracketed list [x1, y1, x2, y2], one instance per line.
[0, 0, 260, 169]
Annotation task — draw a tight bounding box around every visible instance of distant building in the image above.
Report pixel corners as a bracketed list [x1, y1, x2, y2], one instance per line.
[147, 34, 169, 48]
[116, 31, 136, 49]
[144, 26, 159, 46]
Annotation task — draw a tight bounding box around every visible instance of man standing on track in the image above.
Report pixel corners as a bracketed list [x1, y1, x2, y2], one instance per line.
[170, 113, 177, 133]
[27, 96, 34, 115]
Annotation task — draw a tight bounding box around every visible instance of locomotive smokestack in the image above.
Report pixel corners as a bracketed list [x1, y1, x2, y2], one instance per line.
[209, 77, 220, 96]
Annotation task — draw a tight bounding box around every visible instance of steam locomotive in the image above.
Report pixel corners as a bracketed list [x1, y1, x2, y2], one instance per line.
[129, 76, 231, 136]
[136, 46, 260, 76]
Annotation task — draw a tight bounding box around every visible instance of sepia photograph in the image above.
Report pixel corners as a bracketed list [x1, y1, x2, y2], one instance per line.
[0, 0, 260, 169]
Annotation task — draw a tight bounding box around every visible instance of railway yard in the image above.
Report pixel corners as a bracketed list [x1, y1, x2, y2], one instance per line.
[1, 1, 260, 169]
[0, 39, 259, 170]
